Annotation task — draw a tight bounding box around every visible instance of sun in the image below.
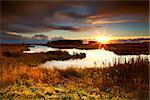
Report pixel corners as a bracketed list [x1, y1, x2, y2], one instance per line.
[96, 36, 110, 44]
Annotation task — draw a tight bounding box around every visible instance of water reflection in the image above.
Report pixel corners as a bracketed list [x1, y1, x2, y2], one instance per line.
[24, 45, 150, 69]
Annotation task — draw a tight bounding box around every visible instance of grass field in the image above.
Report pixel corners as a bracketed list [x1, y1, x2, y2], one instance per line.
[0, 44, 149, 99]
[105, 42, 149, 55]
[46, 42, 149, 55]
[0, 44, 86, 67]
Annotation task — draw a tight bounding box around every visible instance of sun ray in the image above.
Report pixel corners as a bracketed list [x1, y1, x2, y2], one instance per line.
[96, 36, 110, 44]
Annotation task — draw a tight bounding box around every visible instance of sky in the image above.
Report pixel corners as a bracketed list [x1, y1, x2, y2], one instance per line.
[1, 1, 149, 40]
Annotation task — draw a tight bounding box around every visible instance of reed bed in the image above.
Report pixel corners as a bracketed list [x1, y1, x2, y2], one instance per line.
[0, 57, 149, 99]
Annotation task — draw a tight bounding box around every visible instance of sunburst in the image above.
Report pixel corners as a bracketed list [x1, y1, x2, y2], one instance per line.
[96, 36, 110, 44]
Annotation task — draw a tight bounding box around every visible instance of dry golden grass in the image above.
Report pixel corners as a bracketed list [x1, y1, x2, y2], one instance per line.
[0, 57, 149, 99]
[0, 44, 149, 99]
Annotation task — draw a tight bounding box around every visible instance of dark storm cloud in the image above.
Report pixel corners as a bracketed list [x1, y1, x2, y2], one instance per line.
[1, 1, 149, 33]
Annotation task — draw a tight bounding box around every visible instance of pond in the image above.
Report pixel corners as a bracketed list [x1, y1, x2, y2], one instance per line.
[24, 45, 150, 69]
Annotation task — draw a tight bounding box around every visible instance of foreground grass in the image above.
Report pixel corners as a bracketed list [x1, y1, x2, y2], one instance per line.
[0, 57, 149, 99]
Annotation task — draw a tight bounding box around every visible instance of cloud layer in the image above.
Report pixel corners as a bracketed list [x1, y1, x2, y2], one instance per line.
[1, 1, 149, 33]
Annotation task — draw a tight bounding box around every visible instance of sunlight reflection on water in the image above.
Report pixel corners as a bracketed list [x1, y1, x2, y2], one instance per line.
[24, 45, 150, 69]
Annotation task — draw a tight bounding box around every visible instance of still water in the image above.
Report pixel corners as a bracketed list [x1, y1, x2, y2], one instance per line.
[24, 45, 150, 69]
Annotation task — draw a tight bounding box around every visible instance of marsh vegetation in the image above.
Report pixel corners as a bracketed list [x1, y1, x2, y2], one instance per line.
[0, 44, 149, 99]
